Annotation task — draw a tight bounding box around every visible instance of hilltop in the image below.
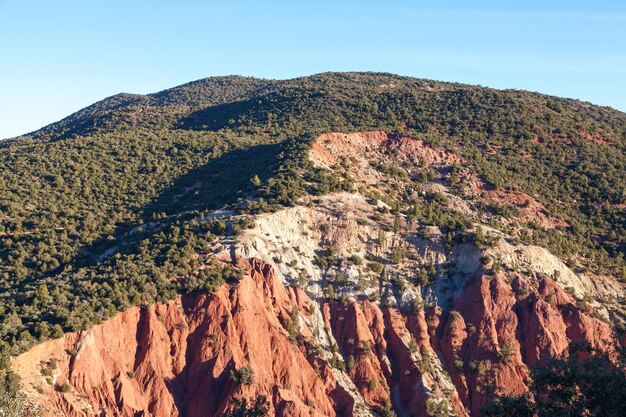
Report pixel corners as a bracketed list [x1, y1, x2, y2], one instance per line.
[0, 72, 625, 416]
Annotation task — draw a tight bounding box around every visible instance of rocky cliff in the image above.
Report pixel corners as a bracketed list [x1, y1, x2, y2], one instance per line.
[13, 257, 616, 417]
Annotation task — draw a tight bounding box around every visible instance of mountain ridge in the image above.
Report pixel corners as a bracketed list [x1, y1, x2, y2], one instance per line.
[7, 72, 625, 144]
[0, 72, 625, 416]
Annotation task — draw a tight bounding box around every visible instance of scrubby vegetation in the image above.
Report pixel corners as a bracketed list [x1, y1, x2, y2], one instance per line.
[0, 72, 624, 361]
[230, 365, 255, 386]
[483, 343, 626, 417]
[0, 371, 41, 416]
[220, 395, 269, 417]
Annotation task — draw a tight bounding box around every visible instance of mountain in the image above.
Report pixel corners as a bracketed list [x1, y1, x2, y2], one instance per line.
[0, 72, 625, 417]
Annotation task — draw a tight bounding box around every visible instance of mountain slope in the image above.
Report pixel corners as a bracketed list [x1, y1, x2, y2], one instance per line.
[0, 73, 625, 416]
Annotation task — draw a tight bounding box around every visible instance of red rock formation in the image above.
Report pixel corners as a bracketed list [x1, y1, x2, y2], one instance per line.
[384, 307, 469, 417]
[13, 262, 617, 417]
[323, 299, 469, 417]
[324, 300, 391, 408]
[438, 272, 614, 415]
[13, 259, 350, 417]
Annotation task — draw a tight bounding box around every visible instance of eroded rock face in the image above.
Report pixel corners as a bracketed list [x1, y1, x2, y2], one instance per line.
[13, 261, 617, 417]
[14, 260, 350, 417]
[437, 272, 614, 415]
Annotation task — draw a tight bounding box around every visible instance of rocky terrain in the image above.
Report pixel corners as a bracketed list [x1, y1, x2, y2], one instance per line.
[10, 130, 624, 416]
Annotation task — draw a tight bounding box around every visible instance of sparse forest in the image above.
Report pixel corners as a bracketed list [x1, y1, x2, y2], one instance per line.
[0, 72, 625, 362]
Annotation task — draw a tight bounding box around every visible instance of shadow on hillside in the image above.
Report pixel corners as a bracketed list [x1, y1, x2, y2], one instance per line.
[176, 89, 318, 132]
[145, 142, 282, 216]
[74, 142, 284, 265]
[176, 98, 265, 131]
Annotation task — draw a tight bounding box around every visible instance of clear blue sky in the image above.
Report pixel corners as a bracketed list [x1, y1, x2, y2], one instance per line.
[1, 0, 625, 139]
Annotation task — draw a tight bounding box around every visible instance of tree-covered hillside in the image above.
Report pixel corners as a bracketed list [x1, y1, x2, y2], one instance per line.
[0, 72, 625, 358]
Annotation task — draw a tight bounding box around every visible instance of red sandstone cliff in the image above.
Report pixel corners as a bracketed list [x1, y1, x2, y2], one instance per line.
[14, 260, 353, 417]
[13, 261, 617, 417]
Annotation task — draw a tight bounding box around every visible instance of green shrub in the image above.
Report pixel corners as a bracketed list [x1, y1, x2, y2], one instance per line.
[369, 262, 383, 273]
[58, 381, 72, 393]
[230, 365, 255, 386]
